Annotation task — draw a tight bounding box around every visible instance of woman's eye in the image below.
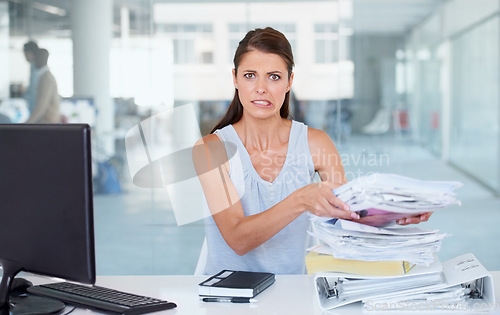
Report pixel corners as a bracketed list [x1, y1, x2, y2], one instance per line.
[270, 74, 280, 81]
[244, 73, 255, 79]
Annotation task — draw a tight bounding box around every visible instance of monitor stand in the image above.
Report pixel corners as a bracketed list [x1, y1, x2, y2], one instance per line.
[3, 294, 65, 315]
[0, 261, 65, 315]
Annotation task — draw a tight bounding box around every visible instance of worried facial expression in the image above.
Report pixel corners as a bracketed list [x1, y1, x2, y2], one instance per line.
[233, 50, 293, 120]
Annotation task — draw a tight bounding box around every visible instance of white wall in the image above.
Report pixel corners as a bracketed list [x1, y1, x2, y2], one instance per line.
[154, 1, 353, 102]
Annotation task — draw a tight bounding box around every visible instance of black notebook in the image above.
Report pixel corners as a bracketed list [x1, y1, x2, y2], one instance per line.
[198, 270, 275, 298]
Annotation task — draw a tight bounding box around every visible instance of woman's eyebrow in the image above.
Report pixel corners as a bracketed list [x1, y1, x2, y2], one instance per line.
[241, 69, 284, 76]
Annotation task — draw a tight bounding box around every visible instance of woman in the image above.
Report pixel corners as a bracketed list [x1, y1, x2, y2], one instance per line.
[194, 27, 429, 275]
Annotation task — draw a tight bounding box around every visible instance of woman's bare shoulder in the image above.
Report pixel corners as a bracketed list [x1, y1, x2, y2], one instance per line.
[193, 133, 230, 171]
[307, 126, 333, 149]
[195, 133, 220, 145]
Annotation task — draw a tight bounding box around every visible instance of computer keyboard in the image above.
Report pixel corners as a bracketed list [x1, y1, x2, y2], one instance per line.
[27, 281, 177, 314]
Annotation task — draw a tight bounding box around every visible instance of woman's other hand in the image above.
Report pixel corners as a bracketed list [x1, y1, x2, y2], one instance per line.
[396, 212, 433, 225]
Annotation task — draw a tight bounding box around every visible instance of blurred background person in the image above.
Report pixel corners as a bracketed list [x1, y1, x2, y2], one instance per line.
[23, 40, 39, 114]
[25, 48, 60, 124]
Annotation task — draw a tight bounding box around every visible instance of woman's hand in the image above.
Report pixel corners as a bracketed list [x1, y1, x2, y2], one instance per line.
[295, 181, 359, 220]
[396, 212, 433, 225]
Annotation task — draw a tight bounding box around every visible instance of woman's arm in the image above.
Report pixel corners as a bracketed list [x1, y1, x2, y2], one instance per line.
[308, 127, 347, 185]
[306, 128, 432, 226]
[193, 134, 355, 256]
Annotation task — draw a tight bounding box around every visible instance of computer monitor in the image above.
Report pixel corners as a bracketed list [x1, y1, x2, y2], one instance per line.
[0, 124, 95, 314]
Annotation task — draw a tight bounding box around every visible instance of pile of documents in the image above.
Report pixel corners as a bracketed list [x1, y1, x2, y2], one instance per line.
[314, 253, 495, 311]
[333, 173, 463, 227]
[310, 174, 497, 311]
[307, 173, 462, 267]
[364, 284, 471, 311]
[309, 218, 448, 266]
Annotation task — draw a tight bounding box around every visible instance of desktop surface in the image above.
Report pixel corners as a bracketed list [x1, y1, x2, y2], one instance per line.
[22, 272, 500, 314]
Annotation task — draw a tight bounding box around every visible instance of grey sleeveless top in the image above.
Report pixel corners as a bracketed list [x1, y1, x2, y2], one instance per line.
[203, 120, 315, 275]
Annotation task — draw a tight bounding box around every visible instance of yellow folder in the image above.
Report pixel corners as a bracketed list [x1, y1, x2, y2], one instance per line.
[305, 251, 414, 276]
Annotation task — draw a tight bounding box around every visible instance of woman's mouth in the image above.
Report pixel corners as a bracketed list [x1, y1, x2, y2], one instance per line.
[252, 100, 272, 108]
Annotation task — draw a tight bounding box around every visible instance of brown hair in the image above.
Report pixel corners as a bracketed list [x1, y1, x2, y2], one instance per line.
[211, 27, 294, 133]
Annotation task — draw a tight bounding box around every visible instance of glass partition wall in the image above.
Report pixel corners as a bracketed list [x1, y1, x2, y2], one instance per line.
[4, 0, 350, 275]
[405, 1, 500, 192]
[3, 0, 500, 275]
[449, 16, 499, 191]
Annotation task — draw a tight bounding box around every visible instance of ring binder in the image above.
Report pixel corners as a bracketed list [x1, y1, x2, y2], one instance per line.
[313, 253, 496, 311]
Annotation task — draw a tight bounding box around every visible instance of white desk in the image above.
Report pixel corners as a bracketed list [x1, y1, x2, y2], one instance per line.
[26, 272, 500, 314]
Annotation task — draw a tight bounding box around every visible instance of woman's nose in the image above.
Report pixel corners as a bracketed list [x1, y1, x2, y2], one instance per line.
[256, 79, 266, 94]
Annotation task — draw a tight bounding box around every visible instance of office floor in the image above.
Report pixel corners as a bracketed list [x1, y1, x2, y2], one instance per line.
[93, 132, 500, 275]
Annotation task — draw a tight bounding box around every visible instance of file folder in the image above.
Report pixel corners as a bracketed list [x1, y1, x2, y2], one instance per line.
[313, 253, 495, 311]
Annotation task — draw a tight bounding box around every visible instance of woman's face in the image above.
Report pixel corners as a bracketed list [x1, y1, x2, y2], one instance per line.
[233, 50, 293, 120]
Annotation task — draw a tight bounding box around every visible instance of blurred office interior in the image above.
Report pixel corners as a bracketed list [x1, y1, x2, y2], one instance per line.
[1, 0, 499, 275]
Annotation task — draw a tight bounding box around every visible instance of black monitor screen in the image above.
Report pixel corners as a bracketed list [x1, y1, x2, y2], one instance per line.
[0, 124, 95, 309]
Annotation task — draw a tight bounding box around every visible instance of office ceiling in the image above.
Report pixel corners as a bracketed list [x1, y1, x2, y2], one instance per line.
[7, 0, 441, 36]
[351, 0, 440, 34]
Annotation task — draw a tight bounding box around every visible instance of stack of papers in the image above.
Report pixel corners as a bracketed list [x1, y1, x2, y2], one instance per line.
[314, 257, 445, 310]
[364, 284, 468, 311]
[309, 218, 448, 266]
[314, 253, 495, 311]
[333, 173, 463, 227]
